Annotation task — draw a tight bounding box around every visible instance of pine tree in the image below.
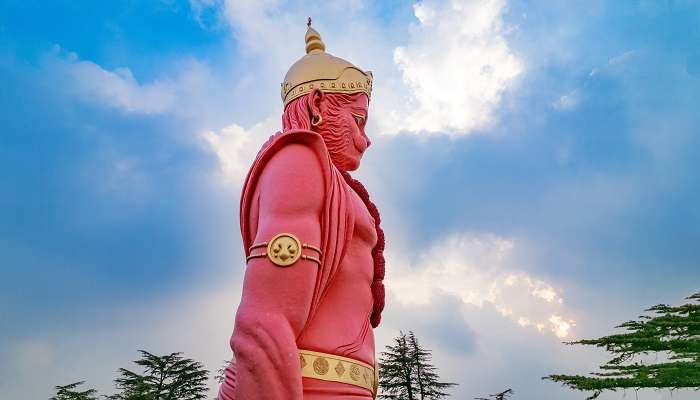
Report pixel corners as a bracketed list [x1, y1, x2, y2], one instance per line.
[379, 331, 457, 400]
[108, 350, 209, 400]
[379, 331, 416, 399]
[408, 332, 457, 399]
[49, 381, 98, 400]
[544, 291, 700, 399]
[474, 388, 514, 400]
[215, 359, 233, 384]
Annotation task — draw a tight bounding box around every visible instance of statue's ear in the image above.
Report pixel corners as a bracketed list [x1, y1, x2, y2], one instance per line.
[308, 88, 324, 120]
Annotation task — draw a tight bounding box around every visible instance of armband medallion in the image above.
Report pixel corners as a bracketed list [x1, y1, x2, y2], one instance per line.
[246, 233, 322, 267]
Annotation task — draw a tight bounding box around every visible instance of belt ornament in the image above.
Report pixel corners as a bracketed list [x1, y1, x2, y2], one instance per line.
[298, 349, 378, 397]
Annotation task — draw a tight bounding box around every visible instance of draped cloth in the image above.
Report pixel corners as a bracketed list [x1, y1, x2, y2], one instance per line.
[240, 129, 355, 330]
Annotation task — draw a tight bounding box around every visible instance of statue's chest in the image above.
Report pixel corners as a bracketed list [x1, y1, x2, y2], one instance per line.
[347, 186, 377, 249]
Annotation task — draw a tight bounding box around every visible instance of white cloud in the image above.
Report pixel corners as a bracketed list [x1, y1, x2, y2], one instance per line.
[209, 0, 523, 137]
[47, 45, 237, 124]
[49, 45, 177, 114]
[549, 314, 574, 338]
[218, 0, 369, 64]
[386, 233, 577, 338]
[220, 0, 300, 70]
[377, 0, 523, 136]
[201, 115, 280, 186]
[552, 89, 580, 110]
[608, 50, 637, 66]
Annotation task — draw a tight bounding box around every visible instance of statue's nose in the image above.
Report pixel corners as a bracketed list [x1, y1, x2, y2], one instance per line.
[354, 134, 369, 153]
[280, 253, 290, 261]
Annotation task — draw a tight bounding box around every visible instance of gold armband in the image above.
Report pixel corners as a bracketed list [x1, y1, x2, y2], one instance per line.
[246, 233, 322, 267]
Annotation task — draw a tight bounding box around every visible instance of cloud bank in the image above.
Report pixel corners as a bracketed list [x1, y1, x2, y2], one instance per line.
[388, 233, 576, 339]
[384, 0, 523, 135]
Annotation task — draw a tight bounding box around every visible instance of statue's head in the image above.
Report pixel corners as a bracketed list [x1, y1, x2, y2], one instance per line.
[280, 21, 373, 172]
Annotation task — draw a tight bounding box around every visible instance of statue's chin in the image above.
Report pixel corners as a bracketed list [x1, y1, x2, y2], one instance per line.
[344, 161, 360, 172]
[331, 154, 361, 172]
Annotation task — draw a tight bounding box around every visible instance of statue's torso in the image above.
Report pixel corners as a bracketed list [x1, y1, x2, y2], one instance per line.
[296, 177, 377, 399]
[229, 134, 380, 400]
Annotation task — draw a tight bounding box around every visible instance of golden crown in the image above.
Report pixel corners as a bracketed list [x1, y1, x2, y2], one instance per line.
[281, 19, 373, 107]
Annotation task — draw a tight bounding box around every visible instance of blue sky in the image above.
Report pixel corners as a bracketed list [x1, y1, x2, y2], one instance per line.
[1, 1, 699, 399]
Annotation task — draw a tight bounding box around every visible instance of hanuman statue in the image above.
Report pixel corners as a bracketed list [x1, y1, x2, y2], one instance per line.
[218, 20, 386, 399]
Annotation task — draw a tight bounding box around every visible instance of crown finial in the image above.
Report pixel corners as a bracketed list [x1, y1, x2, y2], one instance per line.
[304, 18, 325, 54]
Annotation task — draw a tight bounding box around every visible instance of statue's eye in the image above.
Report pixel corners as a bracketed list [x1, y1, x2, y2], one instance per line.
[352, 113, 365, 127]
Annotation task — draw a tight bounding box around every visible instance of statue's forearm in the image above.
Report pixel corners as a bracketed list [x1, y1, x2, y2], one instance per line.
[227, 250, 318, 399]
[232, 306, 304, 399]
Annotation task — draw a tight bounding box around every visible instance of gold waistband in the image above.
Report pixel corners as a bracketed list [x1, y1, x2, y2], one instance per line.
[298, 349, 377, 397]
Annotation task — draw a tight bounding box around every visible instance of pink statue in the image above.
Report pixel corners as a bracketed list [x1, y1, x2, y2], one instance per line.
[218, 21, 386, 399]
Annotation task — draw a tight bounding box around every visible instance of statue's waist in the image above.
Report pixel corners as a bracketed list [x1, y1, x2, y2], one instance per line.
[297, 280, 375, 361]
[296, 310, 375, 367]
[298, 348, 377, 398]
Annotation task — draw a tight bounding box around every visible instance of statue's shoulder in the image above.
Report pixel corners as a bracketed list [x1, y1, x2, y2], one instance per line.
[252, 129, 330, 174]
[243, 129, 330, 198]
[256, 129, 326, 159]
[240, 129, 327, 234]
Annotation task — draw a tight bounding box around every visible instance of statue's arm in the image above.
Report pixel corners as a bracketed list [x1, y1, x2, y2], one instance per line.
[231, 143, 324, 399]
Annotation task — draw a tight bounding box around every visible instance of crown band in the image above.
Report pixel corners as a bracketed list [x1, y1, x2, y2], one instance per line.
[282, 68, 372, 106]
